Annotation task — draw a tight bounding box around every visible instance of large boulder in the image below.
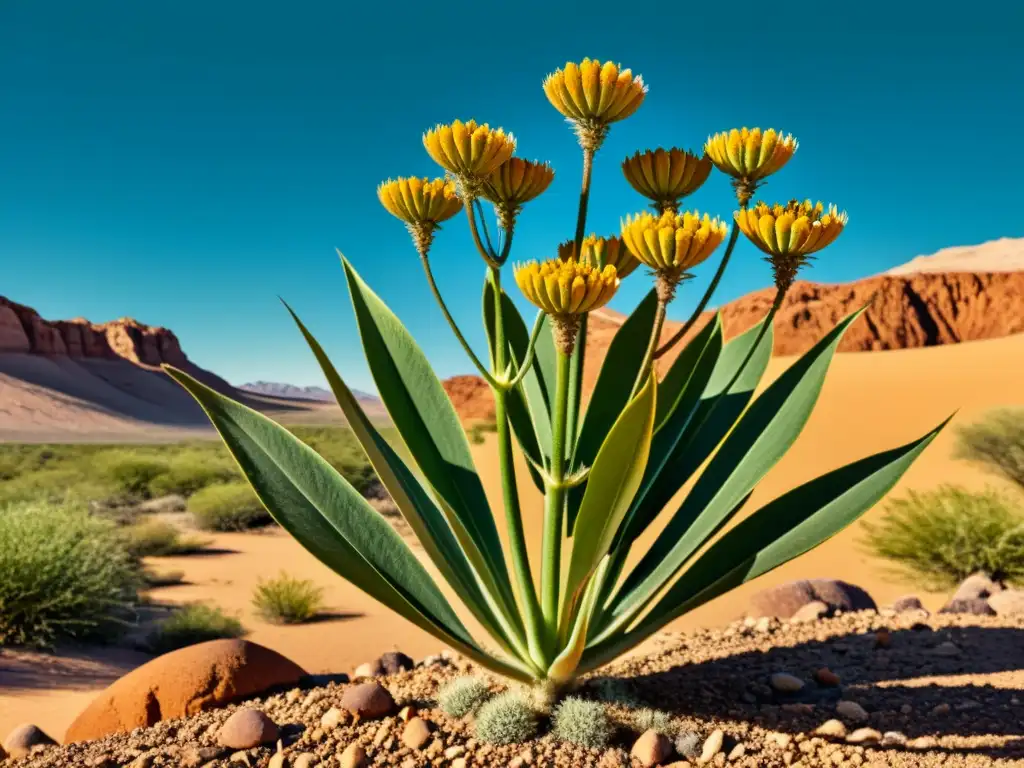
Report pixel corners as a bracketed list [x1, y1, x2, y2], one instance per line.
[940, 573, 1004, 615]
[2, 724, 56, 758]
[749, 579, 876, 619]
[65, 640, 307, 743]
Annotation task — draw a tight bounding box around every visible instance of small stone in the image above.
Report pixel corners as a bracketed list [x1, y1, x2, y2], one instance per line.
[790, 600, 829, 623]
[815, 720, 848, 739]
[2, 724, 56, 758]
[445, 745, 466, 759]
[727, 742, 745, 760]
[128, 756, 154, 768]
[229, 753, 252, 767]
[353, 661, 381, 679]
[183, 746, 230, 767]
[398, 704, 418, 722]
[401, 717, 431, 750]
[930, 703, 951, 716]
[988, 589, 1024, 616]
[899, 704, 912, 715]
[846, 728, 881, 744]
[814, 668, 840, 687]
[836, 701, 868, 722]
[320, 707, 347, 729]
[891, 595, 925, 613]
[294, 755, 317, 768]
[217, 709, 279, 749]
[451, 760, 468, 768]
[770, 673, 805, 694]
[632, 729, 674, 767]
[768, 732, 793, 748]
[340, 681, 396, 719]
[378, 651, 414, 674]
[268, 752, 287, 768]
[940, 597, 996, 616]
[701, 729, 725, 763]
[908, 736, 938, 750]
[339, 743, 369, 768]
[933, 641, 962, 657]
[754, 617, 772, 633]
[874, 628, 891, 648]
[882, 731, 908, 747]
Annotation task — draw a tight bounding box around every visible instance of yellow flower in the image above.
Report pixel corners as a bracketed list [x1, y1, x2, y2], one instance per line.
[622, 148, 712, 206]
[620, 210, 729, 274]
[423, 119, 516, 180]
[543, 59, 646, 148]
[558, 234, 641, 279]
[481, 158, 555, 208]
[514, 258, 619, 316]
[735, 200, 847, 258]
[705, 128, 797, 182]
[377, 177, 462, 225]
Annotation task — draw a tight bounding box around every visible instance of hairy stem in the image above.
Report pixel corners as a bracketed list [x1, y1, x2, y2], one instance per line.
[541, 347, 572, 643]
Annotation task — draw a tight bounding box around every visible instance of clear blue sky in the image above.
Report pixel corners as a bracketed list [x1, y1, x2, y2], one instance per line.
[3, 1, 1022, 393]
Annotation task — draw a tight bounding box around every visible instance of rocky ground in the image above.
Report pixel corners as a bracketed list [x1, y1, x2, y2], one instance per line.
[5, 607, 1024, 768]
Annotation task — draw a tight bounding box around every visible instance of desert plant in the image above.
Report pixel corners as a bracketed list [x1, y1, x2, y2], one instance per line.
[863, 485, 1024, 588]
[675, 730, 702, 759]
[188, 482, 273, 531]
[142, 569, 186, 588]
[147, 603, 245, 654]
[121, 519, 210, 557]
[0, 500, 141, 647]
[474, 691, 538, 745]
[552, 697, 613, 748]
[251, 572, 325, 624]
[437, 676, 493, 717]
[93, 451, 168, 498]
[166, 59, 949, 694]
[954, 408, 1024, 493]
[148, 455, 239, 497]
[632, 707, 675, 735]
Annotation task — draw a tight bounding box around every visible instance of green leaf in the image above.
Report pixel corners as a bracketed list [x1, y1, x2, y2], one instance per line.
[342, 257, 518, 619]
[560, 371, 657, 634]
[610, 306, 866, 624]
[547, 557, 609, 683]
[566, 290, 658, 532]
[165, 366, 533, 682]
[580, 415, 950, 674]
[284, 303, 523, 660]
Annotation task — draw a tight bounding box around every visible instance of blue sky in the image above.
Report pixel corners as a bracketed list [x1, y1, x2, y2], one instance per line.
[3, 2, 1022, 393]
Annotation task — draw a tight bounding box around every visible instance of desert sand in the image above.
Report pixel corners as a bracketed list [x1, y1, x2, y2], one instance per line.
[2, 330, 1023, 742]
[885, 236, 1024, 275]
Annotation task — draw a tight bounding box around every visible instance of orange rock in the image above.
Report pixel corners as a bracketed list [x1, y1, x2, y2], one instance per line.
[65, 640, 306, 743]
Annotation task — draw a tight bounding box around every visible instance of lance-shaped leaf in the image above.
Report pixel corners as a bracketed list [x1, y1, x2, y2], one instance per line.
[285, 303, 523, 659]
[610, 306, 866, 624]
[566, 290, 658, 533]
[342, 257, 518, 620]
[547, 558, 609, 683]
[579, 415, 949, 674]
[165, 367, 533, 682]
[560, 372, 657, 635]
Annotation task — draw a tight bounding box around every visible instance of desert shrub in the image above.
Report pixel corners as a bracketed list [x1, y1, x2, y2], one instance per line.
[631, 707, 675, 735]
[591, 677, 642, 708]
[251, 572, 325, 624]
[147, 603, 245, 654]
[552, 697, 612, 748]
[188, 482, 272, 531]
[466, 420, 498, 445]
[93, 451, 169, 497]
[955, 408, 1024, 492]
[675, 730, 702, 759]
[0, 500, 141, 647]
[148, 455, 238, 497]
[121, 520, 210, 558]
[142, 569, 186, 588]
[437, 676, 492, 717]
[474, 692, 538, 745]
[863, 485, 1024, 588]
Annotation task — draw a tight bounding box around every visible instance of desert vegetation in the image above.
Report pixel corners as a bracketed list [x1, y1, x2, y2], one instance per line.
[251, 573, 326, 625]
[146, 603, 246, 655]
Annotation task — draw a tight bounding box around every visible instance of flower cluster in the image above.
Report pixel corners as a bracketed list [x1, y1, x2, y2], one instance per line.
[514, 258, 619, 318]
[621, 148, 711, 212]
[424, 119, 517, 195]
[705, 128, 798, 204]
[558, 234, 641, 279]
[543, 59, 647, 149]
[620, 210, 729, 291]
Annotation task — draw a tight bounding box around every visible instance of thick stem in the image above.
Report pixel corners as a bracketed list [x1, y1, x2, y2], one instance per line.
[654, 207, 745, 360]
[490, 269, 548, 668]
[541, 346, 572, 642]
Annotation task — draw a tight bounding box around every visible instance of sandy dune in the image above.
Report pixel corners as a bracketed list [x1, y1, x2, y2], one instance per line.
[2, 331, 1023, 741]
[885, 236, 1024, 275]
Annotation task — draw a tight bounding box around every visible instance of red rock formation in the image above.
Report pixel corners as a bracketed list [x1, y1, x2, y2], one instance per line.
[442, 375, 496, 423]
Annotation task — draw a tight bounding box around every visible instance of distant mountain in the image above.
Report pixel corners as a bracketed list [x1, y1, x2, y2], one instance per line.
[239, 380, 378, 404]
[885, 236, 1024, 276]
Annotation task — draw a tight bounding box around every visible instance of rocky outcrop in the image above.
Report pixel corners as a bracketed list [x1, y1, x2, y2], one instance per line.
[442, 375, 495, 423]
[0, 296, 190, 368]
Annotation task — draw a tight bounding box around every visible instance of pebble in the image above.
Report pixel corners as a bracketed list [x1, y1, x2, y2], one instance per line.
[909, 736, 938, 750]
[770, 673, 805, 694]
[930, 703, 951, 716]
[353, 661, 382, 679]
[835, 700, 868, 722]
[631, 730, 673, 767]
[874, 628, 892, 648]
[183, 746, 228, 767]
[727, 742, 745, 760]
[320, 707, 347, 729]
[701, 729, 725, 763]
[268, 752, 286, 768]
[846, 728, 881, 744]
[815, 720, 848, 739]
[768, 732, 793, 748]
[3, 724, 56, 758]
[340, 682, 396, 719]
[814, 667, 840, 686]
[338, 743, 369, 768]
[401, 717, 431, 750]
[932, 641, 962, 656]
[451, 760, 468, 768]
[882, 731, 908, 747]
[294, 755, 317, 768]
[899, 704, 913, 714]
[445, 745, 466, 758]
[398, 704, 418, 721]
[217, 709, 279, 750]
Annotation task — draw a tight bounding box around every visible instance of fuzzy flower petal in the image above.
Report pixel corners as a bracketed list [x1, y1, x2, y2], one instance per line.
[620, 210, 729, 274]
[514, 258, 619, 316]
[705, 128, 798, 181]
[735, 200, 847, 258]
[423, 120, 516, 179]
[543, 59, 647, 126]
[377, 177, 463, 225]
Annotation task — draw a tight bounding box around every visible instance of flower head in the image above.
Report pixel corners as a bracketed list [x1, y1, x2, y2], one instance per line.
[377, 177, 462, 226]
[514, 258, 619, 317]
[705, 128, 797, 184]
[620, 210, 729, 275]
[622, 148, 712, 209]
[481, 158, 555, 209]
[558, 234, 641, 279]
[423, 120, 516, 185]
[543, 59, 647, 149]
[736, 199, 847, 287]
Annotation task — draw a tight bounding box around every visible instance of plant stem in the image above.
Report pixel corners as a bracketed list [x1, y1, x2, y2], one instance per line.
[541, 346, 571, 642]
[489, 269, 548, 668]
[630, 298, 667, 398]
[565, 146, 595, 455]
[419, 254, 500, 388]
[465, 197, 499, 268]
[654, 205, 746, 359]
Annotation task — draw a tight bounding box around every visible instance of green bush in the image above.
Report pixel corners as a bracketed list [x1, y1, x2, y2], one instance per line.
[591, 677, 642, 708]
[121, 520, 210, 558]
[93, 452, 169, 498]
[148, 456, 238, 497]
[955, 408, 1024, 492]
[863, 485, 1024, 588]
[251, 572, 325, 624]
[437, 676, 493, 717]
[0, 501, 141, 647]
[552, 697, 613, 748]
[147, 603, 245, 654]
[188, 482, 272, 531]
[474, 692, 538, 745]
